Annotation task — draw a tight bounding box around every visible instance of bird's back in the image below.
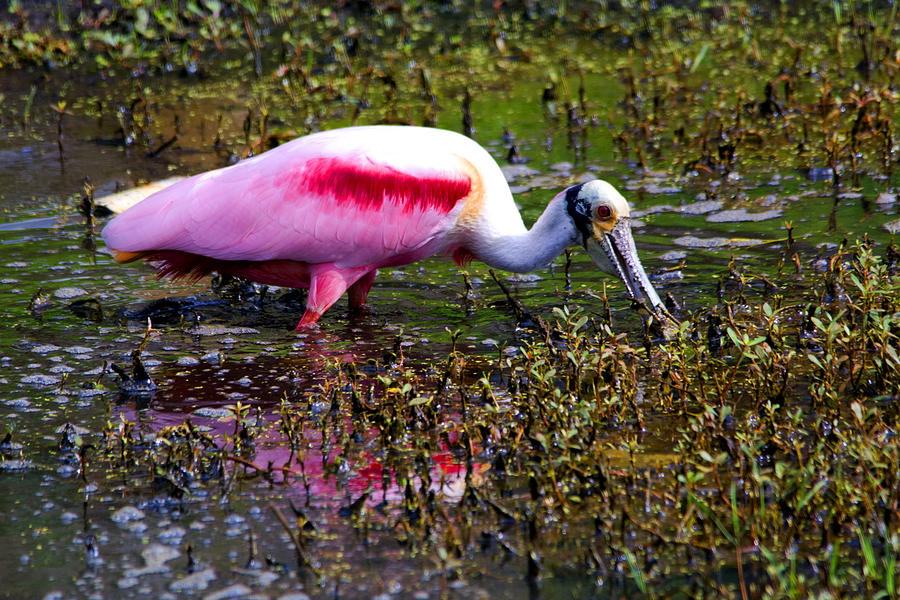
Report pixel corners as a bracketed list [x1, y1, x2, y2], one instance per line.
[102, 126, 518, 270]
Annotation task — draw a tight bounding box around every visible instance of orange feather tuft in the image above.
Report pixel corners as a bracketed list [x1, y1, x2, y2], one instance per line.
[110, 250, 144, 264]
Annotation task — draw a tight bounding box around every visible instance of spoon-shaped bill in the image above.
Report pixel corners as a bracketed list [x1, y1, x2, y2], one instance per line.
[585, 220, 664, 315]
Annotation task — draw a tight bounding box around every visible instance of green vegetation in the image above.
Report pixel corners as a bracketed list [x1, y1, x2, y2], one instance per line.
[1, 1, 899, 598]
[98, 239, 900, 597]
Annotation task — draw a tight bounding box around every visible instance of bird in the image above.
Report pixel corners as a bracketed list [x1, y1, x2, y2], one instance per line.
[102, 125, 664, 329]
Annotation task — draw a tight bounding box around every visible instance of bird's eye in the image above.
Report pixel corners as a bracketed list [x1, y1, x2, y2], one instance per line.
[596, 206, 612, 219]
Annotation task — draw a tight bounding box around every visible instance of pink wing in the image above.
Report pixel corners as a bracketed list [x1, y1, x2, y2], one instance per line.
[102, 128, 474, 270]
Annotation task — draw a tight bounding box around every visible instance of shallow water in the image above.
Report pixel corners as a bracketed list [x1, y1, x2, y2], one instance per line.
[1, 3, 899, 599]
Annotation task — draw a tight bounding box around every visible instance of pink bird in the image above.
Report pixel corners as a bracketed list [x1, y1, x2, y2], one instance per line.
[102, 125, 663, 329]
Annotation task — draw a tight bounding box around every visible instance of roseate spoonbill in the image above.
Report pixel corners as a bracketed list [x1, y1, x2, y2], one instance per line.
[102, 125, 664, 329]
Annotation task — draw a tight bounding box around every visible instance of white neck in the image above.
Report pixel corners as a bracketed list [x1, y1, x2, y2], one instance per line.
[468, 197, 579, 273]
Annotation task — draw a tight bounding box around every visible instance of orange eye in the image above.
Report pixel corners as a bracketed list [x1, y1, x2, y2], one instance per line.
[596, 206, 612, 219]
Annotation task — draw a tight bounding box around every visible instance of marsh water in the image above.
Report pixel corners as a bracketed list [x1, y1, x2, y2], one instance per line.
[1, 3, 899, 599]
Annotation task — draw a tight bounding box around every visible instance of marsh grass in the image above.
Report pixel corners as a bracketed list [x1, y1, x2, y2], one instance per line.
[90, 239, 900, 597]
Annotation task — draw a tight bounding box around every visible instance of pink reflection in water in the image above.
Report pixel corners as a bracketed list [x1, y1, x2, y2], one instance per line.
[116, 369, 485, 506]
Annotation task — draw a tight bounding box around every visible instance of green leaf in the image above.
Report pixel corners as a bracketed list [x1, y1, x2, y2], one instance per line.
[623, 548, 647, 594]
[858, 528, 877, 575]
[688, 491, 735, 545]
[689, 43, 710, 73]
[795, 479, 827, 512]
[726, 327, 742, 347]
[829, 544, 841, 587]
[730, 482, 742, 538]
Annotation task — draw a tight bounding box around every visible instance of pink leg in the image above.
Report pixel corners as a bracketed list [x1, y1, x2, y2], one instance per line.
[296, 265, 371, 329]
[347, 269, 377, 309]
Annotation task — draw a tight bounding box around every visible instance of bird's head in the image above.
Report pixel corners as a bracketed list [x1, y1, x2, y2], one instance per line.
[562, 180, 664, 316]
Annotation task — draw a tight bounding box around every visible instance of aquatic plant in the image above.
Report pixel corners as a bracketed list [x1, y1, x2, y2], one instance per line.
[3, 2, 900, 597]
[83, 238, 900, 597]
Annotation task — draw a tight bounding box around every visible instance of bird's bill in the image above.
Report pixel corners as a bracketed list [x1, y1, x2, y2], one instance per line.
[584, 220, 665, 316]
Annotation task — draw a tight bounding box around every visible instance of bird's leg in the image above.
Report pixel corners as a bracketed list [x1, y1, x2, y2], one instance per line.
[347, 269, 377, 309]
[296, 265, 372, 329]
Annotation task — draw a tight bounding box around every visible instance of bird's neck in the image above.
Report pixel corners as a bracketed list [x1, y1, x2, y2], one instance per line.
[470, 197, 578, 273]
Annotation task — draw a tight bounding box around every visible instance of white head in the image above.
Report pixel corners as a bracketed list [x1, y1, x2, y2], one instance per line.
[561, 180, 664, 314]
